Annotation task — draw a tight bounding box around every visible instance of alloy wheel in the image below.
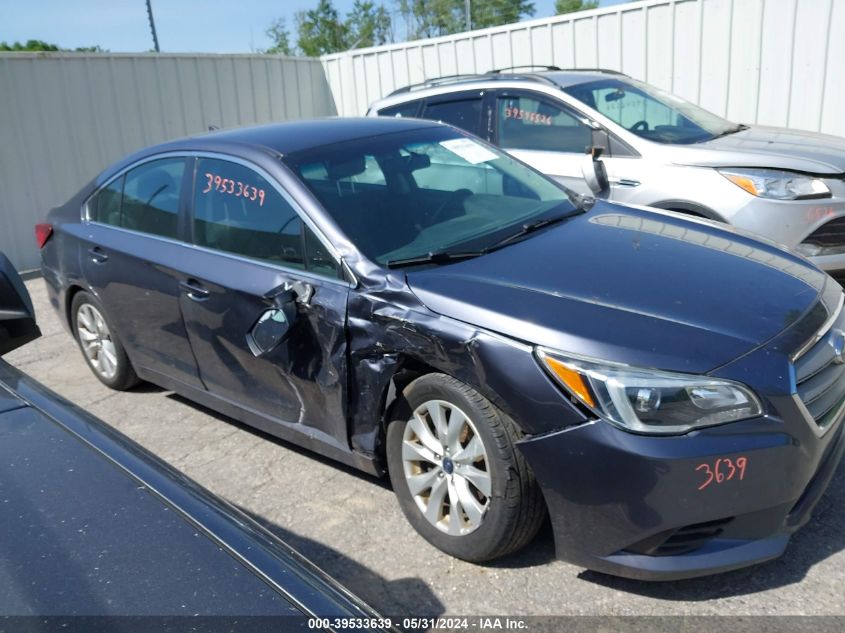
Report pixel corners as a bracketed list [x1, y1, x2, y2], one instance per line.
[401, 399, 491, 535]
[76, 303, 118, 380]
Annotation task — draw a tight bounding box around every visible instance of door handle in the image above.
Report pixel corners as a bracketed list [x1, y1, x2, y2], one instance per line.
[609, 178, 641, 187]
[179, 279, 210, 301]
[87, 246, 108, 264]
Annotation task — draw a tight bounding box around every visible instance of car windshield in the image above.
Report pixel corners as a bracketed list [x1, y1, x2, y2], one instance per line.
[284, 127, 576, 266]
[563, 78, 741, 144]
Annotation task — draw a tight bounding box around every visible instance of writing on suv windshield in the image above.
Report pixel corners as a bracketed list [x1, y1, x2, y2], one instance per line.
[564, 78, 741, 144]
[284, 128, 575, 266]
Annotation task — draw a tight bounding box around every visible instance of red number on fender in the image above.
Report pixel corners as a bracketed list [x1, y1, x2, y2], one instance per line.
[696, 456, 747, 490]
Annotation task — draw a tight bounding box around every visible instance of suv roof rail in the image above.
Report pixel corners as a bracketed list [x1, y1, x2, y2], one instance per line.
[550, 67, 629, 77]
[387, 72, 558, 96]
[386, 66, 629, 97]
[486, 65, 562, 74]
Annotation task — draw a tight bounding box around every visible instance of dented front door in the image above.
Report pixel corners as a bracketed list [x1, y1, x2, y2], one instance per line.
[178, 255, 349, 445]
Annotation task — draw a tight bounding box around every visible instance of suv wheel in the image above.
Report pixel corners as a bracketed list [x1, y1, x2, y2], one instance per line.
[386, 373, 545, 562]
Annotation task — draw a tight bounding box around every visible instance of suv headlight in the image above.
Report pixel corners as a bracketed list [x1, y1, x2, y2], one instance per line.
[718, 168, 830, 200]
[536, 348, 762, 435]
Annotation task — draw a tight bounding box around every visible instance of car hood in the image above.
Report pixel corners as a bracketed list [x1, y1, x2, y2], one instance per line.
[666, 125, 845, 174]
[406, 203, 829, 374]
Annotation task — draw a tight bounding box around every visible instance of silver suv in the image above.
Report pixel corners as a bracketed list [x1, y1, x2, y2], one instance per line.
[368, 67, 845, 276]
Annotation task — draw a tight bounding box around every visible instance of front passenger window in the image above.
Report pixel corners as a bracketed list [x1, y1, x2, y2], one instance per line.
[192, 158, 305, 269]
[497, 96, 591, 154]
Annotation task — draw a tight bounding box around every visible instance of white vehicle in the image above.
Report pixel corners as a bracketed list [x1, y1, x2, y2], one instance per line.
[369, 67, 845, 278]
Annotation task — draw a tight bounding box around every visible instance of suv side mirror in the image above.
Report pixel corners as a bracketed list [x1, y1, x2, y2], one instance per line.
[581, 145, 610, 199]
[0, 254, 41, 355]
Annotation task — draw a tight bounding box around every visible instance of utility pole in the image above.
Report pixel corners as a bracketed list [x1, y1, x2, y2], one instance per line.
[464, 0, 471, 31]
[146, 0, 160, 52]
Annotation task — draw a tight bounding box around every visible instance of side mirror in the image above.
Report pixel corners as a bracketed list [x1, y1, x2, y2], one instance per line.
[247, 305, 295, 356]
[0, 253, 41, 355]
[580, 145, 610, 199]
[246, 280, 313, 356]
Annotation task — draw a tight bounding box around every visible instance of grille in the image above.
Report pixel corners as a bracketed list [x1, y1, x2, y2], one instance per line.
[793, 306, 845, 432]
[625, 518, 734, 557]
[802, 216, 845, 248]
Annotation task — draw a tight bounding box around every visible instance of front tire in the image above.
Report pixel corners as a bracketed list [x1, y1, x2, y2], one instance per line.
[71, 291, 139, 391]
[386, 373, 545, 562]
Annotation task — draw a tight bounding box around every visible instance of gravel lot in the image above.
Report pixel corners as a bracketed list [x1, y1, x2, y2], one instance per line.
[6, 278, 845, 618]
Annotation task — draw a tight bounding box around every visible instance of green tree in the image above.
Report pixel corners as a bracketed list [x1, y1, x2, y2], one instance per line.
[397, 0, 535, 39]
[296, 0, 349, 56]
[554, 0, 599, 14]
[0, 40, 59, 51]
[472, 0, 536, 29]
[265, 18, 294, 55]
[267, 0, 393, 56]
[0, 40, 106, 52]
[346, 1, 392, 49]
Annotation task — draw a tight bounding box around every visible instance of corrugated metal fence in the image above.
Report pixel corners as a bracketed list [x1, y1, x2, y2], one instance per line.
[0, 53, 334, 270]
[322, 0, 845, 140]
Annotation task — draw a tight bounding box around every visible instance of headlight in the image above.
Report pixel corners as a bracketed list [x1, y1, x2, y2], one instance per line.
[718, 168, 830, 200]
[536, 348, 762, 435]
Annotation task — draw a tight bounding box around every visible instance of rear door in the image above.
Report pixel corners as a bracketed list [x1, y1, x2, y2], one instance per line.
[81, 156, 203, 388]
[491, 90, 595, 194]
[177, 155, 351, 447]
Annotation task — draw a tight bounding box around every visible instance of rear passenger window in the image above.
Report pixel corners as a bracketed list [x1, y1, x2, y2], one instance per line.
[378, 101, 421, 118]
[497, 96, 591, 153]
[423, 99, 482, 135]
[120, 158, 186, 239]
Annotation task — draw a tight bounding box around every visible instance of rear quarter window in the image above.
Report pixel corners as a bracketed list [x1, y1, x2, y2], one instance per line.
[377, 101, 422, 118]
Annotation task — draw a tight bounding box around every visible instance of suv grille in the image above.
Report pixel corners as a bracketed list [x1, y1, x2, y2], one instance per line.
[802, 216, 845, 248]
[793, 305, 845, 432]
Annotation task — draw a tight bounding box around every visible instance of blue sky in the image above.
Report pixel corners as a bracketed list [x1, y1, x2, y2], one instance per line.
[1, 0, 631, 54]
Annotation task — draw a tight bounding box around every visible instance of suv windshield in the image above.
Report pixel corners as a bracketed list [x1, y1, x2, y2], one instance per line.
[284, 127, 576, 266]
[564, 77, 742, 144]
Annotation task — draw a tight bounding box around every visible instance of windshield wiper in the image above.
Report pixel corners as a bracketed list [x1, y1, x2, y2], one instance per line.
[385, 250, 486, 269]
[485, 211, 583, 252]
[704, 123, 749, 141]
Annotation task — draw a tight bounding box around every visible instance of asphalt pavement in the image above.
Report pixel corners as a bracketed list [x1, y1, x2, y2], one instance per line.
[6, 278, 845, 618]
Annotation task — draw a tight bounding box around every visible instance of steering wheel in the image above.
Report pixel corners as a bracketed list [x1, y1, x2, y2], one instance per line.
[427, 189, 472, 225]
[629, 120, 650, 132]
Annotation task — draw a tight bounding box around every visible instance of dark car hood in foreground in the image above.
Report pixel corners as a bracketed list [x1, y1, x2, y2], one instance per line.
[407, 204, 830, 374]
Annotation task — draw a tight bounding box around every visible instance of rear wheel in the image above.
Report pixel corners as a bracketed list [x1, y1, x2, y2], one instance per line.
[386, 373, 545, 562]
[71, 291, 139, 390]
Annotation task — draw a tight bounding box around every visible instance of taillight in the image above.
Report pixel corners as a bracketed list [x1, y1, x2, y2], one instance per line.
[35, 223, 53, 249]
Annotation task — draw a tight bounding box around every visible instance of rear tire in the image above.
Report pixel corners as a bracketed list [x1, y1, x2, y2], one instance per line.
[71, 291, 140, 391]
[386, 373, 545, 562]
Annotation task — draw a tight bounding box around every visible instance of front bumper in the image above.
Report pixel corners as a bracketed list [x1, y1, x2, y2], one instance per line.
[724, 177, 845, 273]
[517, 401, 845, 581]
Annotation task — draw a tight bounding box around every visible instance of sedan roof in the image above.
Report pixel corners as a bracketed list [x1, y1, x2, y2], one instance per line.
[190, 116, 441, 156]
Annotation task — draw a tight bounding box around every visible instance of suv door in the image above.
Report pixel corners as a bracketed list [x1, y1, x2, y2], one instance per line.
[82, 156, 203, 388]
[492, 90, 596, 194]
[177, 156, 351, 447]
